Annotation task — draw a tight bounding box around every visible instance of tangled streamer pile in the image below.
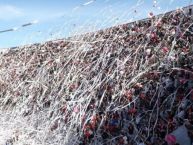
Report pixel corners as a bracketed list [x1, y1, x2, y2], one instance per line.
[0, 6, 193, 145]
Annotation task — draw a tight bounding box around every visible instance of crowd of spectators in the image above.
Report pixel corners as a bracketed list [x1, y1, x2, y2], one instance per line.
[0, 6, 193, 145]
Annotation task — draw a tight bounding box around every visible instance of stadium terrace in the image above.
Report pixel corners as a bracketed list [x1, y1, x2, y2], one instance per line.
[0, 5, 193, 145]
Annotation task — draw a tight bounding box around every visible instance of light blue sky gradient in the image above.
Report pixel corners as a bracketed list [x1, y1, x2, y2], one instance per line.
[0, 0, 192, 48]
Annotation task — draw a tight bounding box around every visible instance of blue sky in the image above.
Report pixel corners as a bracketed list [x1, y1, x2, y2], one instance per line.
[0, 0, 192, 48]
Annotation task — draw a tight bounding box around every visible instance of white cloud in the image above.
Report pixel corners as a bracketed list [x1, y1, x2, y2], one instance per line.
[0, 5, 23, 20]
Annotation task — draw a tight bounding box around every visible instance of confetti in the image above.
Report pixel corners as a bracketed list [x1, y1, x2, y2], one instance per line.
[0, 2, 192, 145]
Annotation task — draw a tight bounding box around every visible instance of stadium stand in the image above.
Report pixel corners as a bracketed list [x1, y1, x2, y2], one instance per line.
[0, 5, 193, 145]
